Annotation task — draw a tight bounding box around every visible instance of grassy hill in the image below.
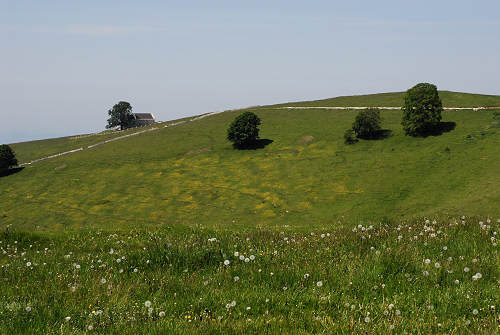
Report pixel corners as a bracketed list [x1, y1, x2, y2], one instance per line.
[1, 93, 499, 334]
[273, 90, 500, 108]
[2, 106, 499, 231]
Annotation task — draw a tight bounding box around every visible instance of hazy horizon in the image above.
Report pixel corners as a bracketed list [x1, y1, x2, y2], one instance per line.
[2, 0, 500, 144]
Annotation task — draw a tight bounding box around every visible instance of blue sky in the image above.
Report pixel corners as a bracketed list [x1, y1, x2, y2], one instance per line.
[1, 0, 499, 143]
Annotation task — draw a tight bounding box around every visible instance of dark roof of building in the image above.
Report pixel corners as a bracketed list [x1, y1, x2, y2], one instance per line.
[133, 113, 155, 120]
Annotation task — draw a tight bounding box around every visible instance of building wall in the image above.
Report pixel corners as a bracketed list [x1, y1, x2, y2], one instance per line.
[134, 119, 155, 127]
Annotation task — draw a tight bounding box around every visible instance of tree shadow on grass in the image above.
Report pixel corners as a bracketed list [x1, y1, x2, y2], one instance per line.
[235, 139, 274, 150]
[358, 129, 393, 140]
[0, 167, 24, 178]
[418, 122, 456, 137]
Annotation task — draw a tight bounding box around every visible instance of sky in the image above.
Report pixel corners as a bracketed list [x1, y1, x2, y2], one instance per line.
[1, 0, 499, 144]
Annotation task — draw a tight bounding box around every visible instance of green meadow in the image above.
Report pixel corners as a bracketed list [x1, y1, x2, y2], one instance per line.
[1, 92, 500, 333]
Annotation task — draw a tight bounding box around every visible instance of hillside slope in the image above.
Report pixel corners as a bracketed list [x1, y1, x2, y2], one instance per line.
[1, 106, 499, 231]
[274, 90, 500, 108]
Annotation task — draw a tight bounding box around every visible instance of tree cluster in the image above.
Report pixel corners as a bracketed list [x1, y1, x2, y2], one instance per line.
[0, 145, 18, 173]
[106, 101, 135, 130]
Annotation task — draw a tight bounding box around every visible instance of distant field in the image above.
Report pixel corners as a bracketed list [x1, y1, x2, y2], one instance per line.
[9, 115, 201, 164]
[272, 90, 500, 108]
[1, 107, 499, 232]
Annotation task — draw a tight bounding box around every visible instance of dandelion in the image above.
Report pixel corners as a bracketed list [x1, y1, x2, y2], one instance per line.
[316, 281, 323, 287]
[364, 316, 370, 323]
[239, 255, 245, 261]
[246, 306, 251, 311]
[234, 276, 240, 282]
[234, 252, 239, 257]
[434, 262, 441, 268]
[133, 268, 138, 273]
[230, 301, 236, 307]
[465, 320, 471, 325]
[26, 262, 31, 267]
[424, 259, 431, 264]
[100, 278, 107, 284]
[472, 309, 478, 315]
[26, 306, 31, 312]
[64, 316, 71, 321]
[388, 304, 394, 310]
[244, 258, 250, 263]
[159, 311, 165, 317]
[304, 273, 310, 279]
[109, 248, 114, 254]
[224, 260, 230, 266]
[249, 255, 255, 260]
[474, 272, 482, 279]
[464, 267, 470, 273]
[454, 279, 460, 284]
[395, 310, 401, 316]
[88, 325, 93, 330]
[423, 271, 429, 276]
[442, 246, 447, 251]
[145, 300, 152, 308]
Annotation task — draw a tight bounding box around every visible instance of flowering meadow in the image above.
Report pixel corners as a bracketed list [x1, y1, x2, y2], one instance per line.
[1, 216, 498, 334]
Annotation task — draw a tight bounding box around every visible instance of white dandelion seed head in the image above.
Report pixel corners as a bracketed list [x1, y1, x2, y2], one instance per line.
[434, 262, 441, 268]
[249, 255, 255, 260]
[424, 259, 431, 264]
[464, 267, 470, 272]
[224, 260, 230, 266]
[395, 309, 401, 316]
[316, 281, 323, 287]
[454, 279, 460, 284]
[472, 309, 478, 315]
[234, 252, 239, 257]
[234, 276, 240, 282]
[26, 306, 32, 312]
[304, 273, 310, 279]
[26, 262, 31, 267]
[364, 316, 370, 323]
[239, 255, 245, 260]
[244, 258, 250, 263]
[388, 304, 394, 310]
[145, 300, 152, 308]
[230, 300, 236, 307]
[64, 316, 71, 321]
[100, 278, 107, 284]
[88, 325, 93, 330]
[159, 311, 165, 317]
[465, 319, 471, 325]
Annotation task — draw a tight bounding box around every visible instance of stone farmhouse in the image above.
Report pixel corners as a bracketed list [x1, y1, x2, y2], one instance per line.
[132, 113, 155, 127]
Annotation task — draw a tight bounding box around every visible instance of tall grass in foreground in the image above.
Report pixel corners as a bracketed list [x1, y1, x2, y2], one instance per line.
[0, 216, 498, 334]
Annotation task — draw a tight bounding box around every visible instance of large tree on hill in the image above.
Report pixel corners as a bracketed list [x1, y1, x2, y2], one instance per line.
[106, 101, 135, 130]
[0, 144, 18, 173]
[402, 83, 443, 136]
[227, 112, 261, 149]
[352, 108, 382, 139]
